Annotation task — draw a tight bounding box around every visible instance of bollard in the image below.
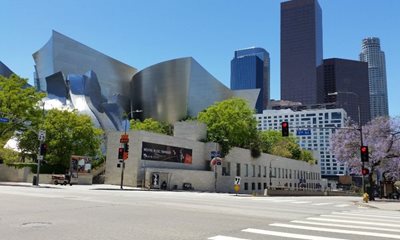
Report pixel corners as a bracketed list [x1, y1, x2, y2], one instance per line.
[363, 193, 369, 203]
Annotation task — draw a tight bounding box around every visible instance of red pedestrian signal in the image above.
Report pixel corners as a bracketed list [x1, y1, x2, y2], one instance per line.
[118, 148, 124, 160]
[281, 121, 289, 137]
[362, 168, 369, 176]
[360, 146, 369, 162]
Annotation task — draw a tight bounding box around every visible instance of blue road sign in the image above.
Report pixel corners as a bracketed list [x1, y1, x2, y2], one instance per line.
[296, 129, 311, 136]
[0, 117, 10, 123]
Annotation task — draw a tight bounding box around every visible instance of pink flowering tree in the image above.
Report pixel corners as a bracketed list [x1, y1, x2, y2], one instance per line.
[330, 117, 400, 187]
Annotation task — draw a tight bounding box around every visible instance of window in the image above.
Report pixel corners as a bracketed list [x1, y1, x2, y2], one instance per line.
[236, 163, 241, 176]
[222, 162, 230, 176]
[245, 164, 248, 177]
[252, 165, 256, 177]
[244, 182, 248, 190]
[258, 183, 262, 190]
[258, 165, 261, 177]
[252, 182, 255, 190]
[264, 166, 267, 177]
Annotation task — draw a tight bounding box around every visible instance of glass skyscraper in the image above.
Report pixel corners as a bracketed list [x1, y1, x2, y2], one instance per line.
[359, 37, 389, 119]
[281, 0, 323, 105]
[322, 58, 371, 126]
[230, 47, 270, 113]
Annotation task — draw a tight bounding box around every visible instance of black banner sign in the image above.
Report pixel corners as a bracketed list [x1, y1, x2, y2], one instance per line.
[141, 142, 192, 164]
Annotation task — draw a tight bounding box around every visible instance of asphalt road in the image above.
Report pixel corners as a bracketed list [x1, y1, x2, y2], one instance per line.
[1, 184, 399, 240]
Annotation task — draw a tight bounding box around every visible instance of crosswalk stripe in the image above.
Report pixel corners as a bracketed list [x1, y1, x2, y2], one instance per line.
[292, 220, 400, 233]
[306, 217, 400, 227]
[311, 202, 334, 206]
[332, 211, 400, 220]
[333, 204, 349, 207]
[319, 214, 398, 222]
[208, 235, 249, 240]
[270, 223, 400, 239]
[242, 228, 348, 240]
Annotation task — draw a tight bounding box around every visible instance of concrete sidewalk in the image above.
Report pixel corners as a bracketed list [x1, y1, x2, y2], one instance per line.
[358, 199, 400, 211]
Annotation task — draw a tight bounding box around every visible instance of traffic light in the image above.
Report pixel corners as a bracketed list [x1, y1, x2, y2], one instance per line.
[118, 148, 124, 159]
[281, 121, 289, 137]
[360, 146, 369, 162]
[124, 143, 129, 153]
[123, 151, 128, 160]
[39, 143, 47, 155]
[362, 168, 369, 176]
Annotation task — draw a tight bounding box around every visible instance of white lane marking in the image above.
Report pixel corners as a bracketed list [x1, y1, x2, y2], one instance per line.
[292, 220, 400, 233]
[319, 214, 397, 222]
[242, 228, 348, 240]
[291, 201, 312, 204]
[332, 211, 400, 219]
[311, 202, 334, 206]
[334, 204, 349, 207]
[271, 223, 400, 239]
[306, 217, 400, 228]
[208, 236, 249, 240]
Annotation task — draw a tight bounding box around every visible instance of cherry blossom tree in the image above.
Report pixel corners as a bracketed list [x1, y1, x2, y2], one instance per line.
[330, 116, 400, 186]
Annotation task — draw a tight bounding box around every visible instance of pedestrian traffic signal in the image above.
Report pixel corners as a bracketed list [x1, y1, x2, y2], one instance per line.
[362, 168, 369, 176]
[124, 143, 129, 153]
[360, 146, 369, 162]
[39, 143, 47, 155]
[281, 121, 289, 137]
[118, 148, 124, 159]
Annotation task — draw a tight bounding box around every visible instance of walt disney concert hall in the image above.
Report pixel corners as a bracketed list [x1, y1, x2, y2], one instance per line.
[33, 31, 259, 132]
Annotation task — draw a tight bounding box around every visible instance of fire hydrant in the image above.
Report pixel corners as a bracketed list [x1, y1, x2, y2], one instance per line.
[363, 193, 369, 203]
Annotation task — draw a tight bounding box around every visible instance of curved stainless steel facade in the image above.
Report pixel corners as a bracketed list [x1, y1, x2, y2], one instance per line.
[33, 31, 259, 130]
[33, 30, 137, 111]
[33, 31, 137, 131]
[0, 61, 13, 77]
[131, 57, 238, 123]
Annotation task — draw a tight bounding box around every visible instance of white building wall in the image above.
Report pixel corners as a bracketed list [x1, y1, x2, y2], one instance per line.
[255, 108, 347, 177]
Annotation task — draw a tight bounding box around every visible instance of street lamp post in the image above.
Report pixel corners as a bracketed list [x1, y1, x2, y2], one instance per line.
[36, 101, 46, 186]
[328, 91, 365, 193]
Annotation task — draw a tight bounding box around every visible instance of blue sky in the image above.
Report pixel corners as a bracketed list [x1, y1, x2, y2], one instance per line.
[1, 0, 399, 116]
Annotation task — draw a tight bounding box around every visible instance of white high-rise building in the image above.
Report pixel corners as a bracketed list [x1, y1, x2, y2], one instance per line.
[359, 37, 389, 119]
[255, 108, 347, 176]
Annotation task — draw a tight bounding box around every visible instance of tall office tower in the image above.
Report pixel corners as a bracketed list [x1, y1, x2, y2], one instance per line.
[231, 47, 270, 113]
[359, 37, 389, 119]
[281, 0, 323, 105]
[323, 58, 371, 126]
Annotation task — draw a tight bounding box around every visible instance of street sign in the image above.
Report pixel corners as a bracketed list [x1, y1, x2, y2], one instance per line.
[38, 130, 46, 141]
[0, 117, 9, 123]
[296, 129, 311, 136]
[210, 151, 220, 159]
[37, 155, 44, 161]
[120, 134, 129, 143]
[210, 157, 222, 166]
[234, 176, 241, 185]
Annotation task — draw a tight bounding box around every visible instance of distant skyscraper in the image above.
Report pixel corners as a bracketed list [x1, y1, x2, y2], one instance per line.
[230, 47, 270, 113]
[281, 0, 323, 105]
[359, 37, 389, 118]
[323, 58, 371, 125]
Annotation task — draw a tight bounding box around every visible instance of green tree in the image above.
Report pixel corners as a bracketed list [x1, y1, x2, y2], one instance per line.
[130, 118, 170, 135]
[18, 109, 103, 168]
[0, 74, 45, 141]
[259, 130, 315, 164]
[197, 98, 258, 155]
